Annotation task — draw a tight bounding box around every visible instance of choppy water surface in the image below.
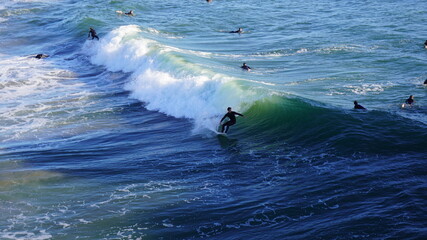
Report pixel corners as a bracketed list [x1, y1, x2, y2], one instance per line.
[1, 0, 426, 239]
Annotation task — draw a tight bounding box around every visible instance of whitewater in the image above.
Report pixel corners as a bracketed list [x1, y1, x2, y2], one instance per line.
[1, 0, 426, 239]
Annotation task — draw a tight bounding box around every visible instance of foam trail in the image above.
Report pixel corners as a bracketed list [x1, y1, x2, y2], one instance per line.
[84, 25, 264, 131]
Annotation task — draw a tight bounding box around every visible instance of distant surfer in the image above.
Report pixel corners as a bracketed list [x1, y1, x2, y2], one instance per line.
[353, 101, 366, 110]
[116, 10, 134, 16]
[88, 27, 99, 40]
[424, 79, 427, 85]
[405, 95, 414, 106]
[34, 54, 49, 59]
[219, 107, 244, 133]
[230, 28, 243, 34]
[241, 62, 251, 71]
[424, 40, 427, 49]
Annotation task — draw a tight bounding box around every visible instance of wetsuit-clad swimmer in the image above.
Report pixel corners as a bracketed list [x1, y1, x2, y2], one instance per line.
[125, 10, 134, 16]
[405, 95, 414, 105]
[220, 107, 244, 133]
[35, 54, 49, 59]
[354, 101, 366, 110]
[241, 62, 251, 71]
[230, 28, 243, 33]
[88, 27, 99, 40]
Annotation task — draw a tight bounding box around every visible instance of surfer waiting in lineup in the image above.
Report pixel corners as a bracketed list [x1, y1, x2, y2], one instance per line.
[34, 54, 49, 59]
[354, 101, 366, 110]
[230, 28, 243, 34]
[219, 107, 244, 133]
[405, 95, 414, 105]
[88, 27, 99, 40]
[241, 63, 251, 71]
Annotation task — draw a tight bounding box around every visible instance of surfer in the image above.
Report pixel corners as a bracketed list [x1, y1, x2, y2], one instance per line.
[88, 27, 99, 40]
[230, 28, 243, 34]
[353, 101, 366, 110]
[405, 95, 414, 105]
[241, 62, 251, 71]
[34, 54, 49, 59]
[125, 10, 134, 16]
[219, 107, 244, 133]
[424, 79, 427, 85]
[424, 40, 427, 48]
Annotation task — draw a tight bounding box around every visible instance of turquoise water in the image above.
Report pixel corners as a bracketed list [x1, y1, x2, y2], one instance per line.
[1, 0, 426, 239]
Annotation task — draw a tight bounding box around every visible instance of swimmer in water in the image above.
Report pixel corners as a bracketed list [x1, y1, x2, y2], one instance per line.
[241, 62, 251, 71]
[88, 27, 99, 40]
[34, 54, 49, 59]
[230, 28, 243, 34]
[125, 10, 134, 16]
[354, 101, 366, 110]
[219, 107, 244, 133]
[405, 95, 414, 105]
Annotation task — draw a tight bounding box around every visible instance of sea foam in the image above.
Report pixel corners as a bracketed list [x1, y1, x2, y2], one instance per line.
[84, 25, 263, 131]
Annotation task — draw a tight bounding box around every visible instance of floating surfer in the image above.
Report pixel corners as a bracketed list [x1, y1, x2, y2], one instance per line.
[219, 107, 244, 133]
[241, 62, 251, 71]
[88, 27, 99, 40]
[353, 101, 366, 110]
[116, 10, 134, 16]
[34, 54, 49, 59]
[230, 28, 243, 34]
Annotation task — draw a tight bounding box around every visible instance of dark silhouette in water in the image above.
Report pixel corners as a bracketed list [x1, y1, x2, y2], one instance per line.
[241, 62, 251, 71]
[405, 95, 414, 105]
[424, 79, 427, 85]
[354, 101, 366, 110]
[35, 54, 49, 59]
[88, 27, 99, 40]
[125, 10, 134, 16]
[230, 28, 243, 33]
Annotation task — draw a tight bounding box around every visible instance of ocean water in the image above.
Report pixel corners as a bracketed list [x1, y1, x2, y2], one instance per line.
[1, 0, 426, 239]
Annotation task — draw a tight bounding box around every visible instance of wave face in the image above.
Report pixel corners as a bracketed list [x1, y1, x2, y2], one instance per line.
[84, 25, 427, 154]
[85, 25, 268, 131]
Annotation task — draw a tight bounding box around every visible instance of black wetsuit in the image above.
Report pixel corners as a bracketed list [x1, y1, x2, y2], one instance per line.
[88, 29, 99, 40]
[241, 65, 251, 71]
[220, 111, 243, 133]
[354, 104, 366, 110]
[405, 98, 414, 105]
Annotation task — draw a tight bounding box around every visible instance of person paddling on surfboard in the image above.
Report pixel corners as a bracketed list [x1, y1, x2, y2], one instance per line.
[219, 107, 244, 133]
[353, 101, 366, 110]
[241, 62, 251, 71]
[405, 95, 414, 105]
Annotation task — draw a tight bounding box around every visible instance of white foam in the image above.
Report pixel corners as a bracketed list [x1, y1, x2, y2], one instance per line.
[85, 25, 265, 131]
[0, 54, 92, 142]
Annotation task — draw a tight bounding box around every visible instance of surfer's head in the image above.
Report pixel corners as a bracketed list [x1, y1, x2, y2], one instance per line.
[354, 101, 358, 105]
[227, 107, 232, 112]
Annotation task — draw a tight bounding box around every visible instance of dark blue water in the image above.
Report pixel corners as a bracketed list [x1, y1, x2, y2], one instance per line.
[1, 0, 426, 239]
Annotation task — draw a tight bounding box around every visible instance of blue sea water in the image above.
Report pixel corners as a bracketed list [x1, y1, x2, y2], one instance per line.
[1, 0, 426, 239]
